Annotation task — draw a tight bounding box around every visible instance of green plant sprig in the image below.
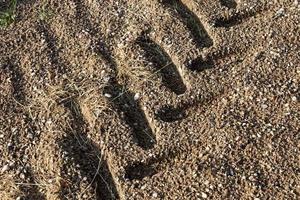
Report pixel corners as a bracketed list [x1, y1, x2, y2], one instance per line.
[0, 0, 17, 28]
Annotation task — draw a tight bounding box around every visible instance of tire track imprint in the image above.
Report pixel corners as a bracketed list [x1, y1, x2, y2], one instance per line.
[136, 32, 187, 95]
[61, 99, 119, 199]
[72, 0, 158, 150]
[214, 6, 270, 28]
[1, 60, 46, 199]
[2, 60, 26, 102]
[40, 0, 275, 192]
[220, 0, 237, 9]
[37, 23, 67, 77]
[161, 0, 213, 48]
[178, 0, 271, 28]
[120, 0, 274, 178]
[36, 20, 120, 199]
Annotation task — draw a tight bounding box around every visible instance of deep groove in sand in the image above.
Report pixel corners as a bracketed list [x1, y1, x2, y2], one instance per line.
[136, 34, 187, 95]
[73, 0, 112, 61]
[61, 99, 120, 200]
[75, 12, 159, 150]
[37, 21, 120, 199]
[157, 50, 243, 122]
[214, 7, 269, 28]
[124, 148, 184, 181]
[220, 0, 237, 9]
[186, 49, 237, 72]
[162, 0, 213, 48]
[2, 60, 26, 102]
[72, 0, 157, 150]
[103, 82, 157, 150]
[73, 0, 96, 34]
[37, 23, 67, 76]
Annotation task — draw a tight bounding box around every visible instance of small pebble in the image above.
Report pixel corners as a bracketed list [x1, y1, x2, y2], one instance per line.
[261, 104, 268, 109]
[20, 173, 25, 179]
[134, 93, 140, 101]
[201, 192, 208, 198]
[1, 165, 9, 173]
[292, 96, 297, 102]
[275, 8, 285, 18]
[104, 93, 112, 98]
[152, 192, 158, 198]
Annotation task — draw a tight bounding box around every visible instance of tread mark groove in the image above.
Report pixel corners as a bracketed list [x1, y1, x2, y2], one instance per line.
[124, 148, 182, 181]
[104, 83, 157, 150]
[37, 19, 119, 199]
[73, 0, 97, 35]
[214, 7, 268, 27]
[137, 34, 187, 95]
[2, 60, 26, 102]
[37, 23, 67, 76]
[220, 0, 237, 9]
[61, 99, 119, 200]
[162, 0, 213, 48]
[187, 57, 214, 72]
[157, 44, 249, 122]
[73, 2, 159, 150]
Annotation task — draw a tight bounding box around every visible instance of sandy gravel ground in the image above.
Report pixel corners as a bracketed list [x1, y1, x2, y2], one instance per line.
[0, 0, 299, 199]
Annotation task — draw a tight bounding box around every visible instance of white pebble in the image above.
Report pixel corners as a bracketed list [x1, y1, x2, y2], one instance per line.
[134, 93, 140, 101]
[1, 165, 9, 173]
[104, 93, 112, 98]
[20, 173, 25, 179]
[261, 104, 268, 109]
[201, 192, 208, 198]
[292, 96, 297, 102]
[152, 192, 158, 198]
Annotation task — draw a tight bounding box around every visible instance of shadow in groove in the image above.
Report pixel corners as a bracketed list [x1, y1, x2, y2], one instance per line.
[137, 33, 187, 95]
[124, 148, 181, 181]
[162, 0, 213, 48]
[2, 60, 26, 102]
[36, 22, 67, 76]
[60, 99, 119, 200]
[214, 7, 267, 28]
[103, 82, 157, 150]
[220, 0, 237, 9]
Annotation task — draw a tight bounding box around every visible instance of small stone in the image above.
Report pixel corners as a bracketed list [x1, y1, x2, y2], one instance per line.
[261, 104, 268, 109]
[201, 192, 208, 198]
[1, 165, 9, 173]
[27, 133, 34, 139]
[104, 93, 112, 98]
[292, 96, 297, 102]
[20, 173, 25, 179]
[134, 93, 140, 101]
[275, 8, 285, 18]
[16, 197, 22, 200]
[7, 143, 13, 149]
[152, 192, 158, 198]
